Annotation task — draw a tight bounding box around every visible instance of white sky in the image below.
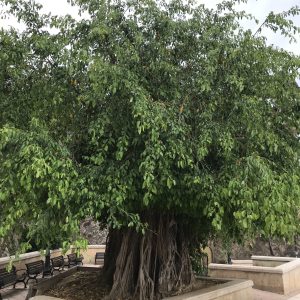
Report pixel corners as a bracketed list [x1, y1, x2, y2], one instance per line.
[0, 0, 300, 54]
[200, 0, 300, 54]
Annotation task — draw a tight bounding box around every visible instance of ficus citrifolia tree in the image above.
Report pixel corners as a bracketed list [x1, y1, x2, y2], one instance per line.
[1, 0, 300, 298]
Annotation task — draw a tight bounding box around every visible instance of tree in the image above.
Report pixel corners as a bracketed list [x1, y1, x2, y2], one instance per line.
[1, 0, 300, 299]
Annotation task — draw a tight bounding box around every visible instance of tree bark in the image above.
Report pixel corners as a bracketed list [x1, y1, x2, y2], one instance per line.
[103, 214, 194, 300]
[268, 239, 275, 256]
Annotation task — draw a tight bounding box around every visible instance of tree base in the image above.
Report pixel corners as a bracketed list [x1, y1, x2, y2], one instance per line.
[103, 214, 194, 300]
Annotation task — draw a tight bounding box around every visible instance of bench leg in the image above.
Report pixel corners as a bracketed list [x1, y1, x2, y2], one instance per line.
[13, 279, 26, 289]
[26, 275, 37, 285]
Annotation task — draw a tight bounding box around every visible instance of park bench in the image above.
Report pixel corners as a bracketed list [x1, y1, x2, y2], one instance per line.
[67, 253, 83, 268]
[0, 266, 27, 300]
[50, 255, 65, 274]
[94, 252, 105, 265]
[25, 260, 51, 284]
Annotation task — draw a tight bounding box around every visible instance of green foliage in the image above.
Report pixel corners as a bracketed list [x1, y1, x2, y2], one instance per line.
[190, 247, 208, 276]
[0, 0, 300, 251]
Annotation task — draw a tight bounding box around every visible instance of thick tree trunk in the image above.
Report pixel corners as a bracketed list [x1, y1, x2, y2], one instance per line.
[103, 214, 194, 300]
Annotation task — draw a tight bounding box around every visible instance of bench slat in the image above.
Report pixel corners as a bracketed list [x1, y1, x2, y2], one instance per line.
[0, 266, 26, 291]
[0, 268, 17, 288]
[67, 253, 83, 268]
[95, 252, 105, 265]
[25, 260, 49, 285]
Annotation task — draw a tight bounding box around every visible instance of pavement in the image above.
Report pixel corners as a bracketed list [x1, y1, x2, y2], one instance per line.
[253, 289, 289, 300]
[0, 285, 28, 300]
[253, 289, 300, 300]
[288, 294, 300, 300]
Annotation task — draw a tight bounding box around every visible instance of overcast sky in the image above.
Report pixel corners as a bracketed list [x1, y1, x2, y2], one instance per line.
[1, 0, 300, 54]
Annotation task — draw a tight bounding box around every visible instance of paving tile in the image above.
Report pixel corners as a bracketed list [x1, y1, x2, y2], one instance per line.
[253, 289, 288, 300]
[288, 296, 300, 300]
[0, 288, 28, 300]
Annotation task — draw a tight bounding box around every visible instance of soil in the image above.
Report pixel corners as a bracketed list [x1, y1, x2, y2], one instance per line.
[45, 271, 110, 300]
[44, 270, 222, 300]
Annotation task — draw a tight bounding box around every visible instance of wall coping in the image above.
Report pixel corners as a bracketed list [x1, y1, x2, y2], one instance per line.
[251, 255, 296, 262]
[209, 258, 300, 275]
[0, 251, 41, 265]
[276, 259, 300, 273]
[208, 263, 283, 274]
[231, 260, 252, 265]
[83, 245, 106, 249]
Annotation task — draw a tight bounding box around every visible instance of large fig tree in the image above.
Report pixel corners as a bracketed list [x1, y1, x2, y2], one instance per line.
[1, 0, 300, 299]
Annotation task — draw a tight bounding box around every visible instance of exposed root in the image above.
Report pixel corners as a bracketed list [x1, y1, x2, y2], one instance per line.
[103, 214, 195, 300]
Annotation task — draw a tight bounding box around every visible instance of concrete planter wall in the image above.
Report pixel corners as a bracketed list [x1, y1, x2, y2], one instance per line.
[163, 278, 253, 300]
[28, 266, 253, 300]
[251, 255, 297, 267]
[209, 255, 300, 295]
[27, 266, 101, 299]
[0, 245, 106, 271]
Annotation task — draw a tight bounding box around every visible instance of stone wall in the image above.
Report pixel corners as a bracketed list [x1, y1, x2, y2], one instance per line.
[210, 237, 299, 263]
[80, 218, 108, 245]
[0, 245, 106, 271]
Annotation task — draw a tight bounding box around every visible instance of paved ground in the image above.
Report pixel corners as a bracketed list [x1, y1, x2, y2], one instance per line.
[253, 289, 289, 300]
[0, 285, 28, 300]
[2, 285, 300, 299]
[287, 293, 300, 300]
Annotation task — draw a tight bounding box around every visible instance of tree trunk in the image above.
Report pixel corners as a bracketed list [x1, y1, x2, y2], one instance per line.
[103, 214, 194, 300]
[44, 248, 52, 276]
[268, 239, 275, 256]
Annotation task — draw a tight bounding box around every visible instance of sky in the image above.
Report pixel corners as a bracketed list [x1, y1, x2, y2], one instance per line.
[1, 0, 300, 54]
[200, 0, 300, 54]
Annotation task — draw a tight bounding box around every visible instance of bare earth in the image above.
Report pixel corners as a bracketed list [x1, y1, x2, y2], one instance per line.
[45, 271, 109, 300]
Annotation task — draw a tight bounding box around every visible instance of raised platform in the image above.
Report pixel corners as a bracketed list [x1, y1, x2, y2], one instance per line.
[209, 255, 300, 295]
[27, 266, 253, 300]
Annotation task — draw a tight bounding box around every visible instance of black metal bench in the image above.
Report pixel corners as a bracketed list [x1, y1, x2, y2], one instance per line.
[94, 252, 105, 265]
[67, 253, 83, 268]
[0, 266, 26, 300]
[25, 260, 51, 284]
[50, 255, 65, 274]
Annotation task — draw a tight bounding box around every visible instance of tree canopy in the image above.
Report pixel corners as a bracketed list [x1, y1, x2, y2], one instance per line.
[1, 0, 300, 298]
